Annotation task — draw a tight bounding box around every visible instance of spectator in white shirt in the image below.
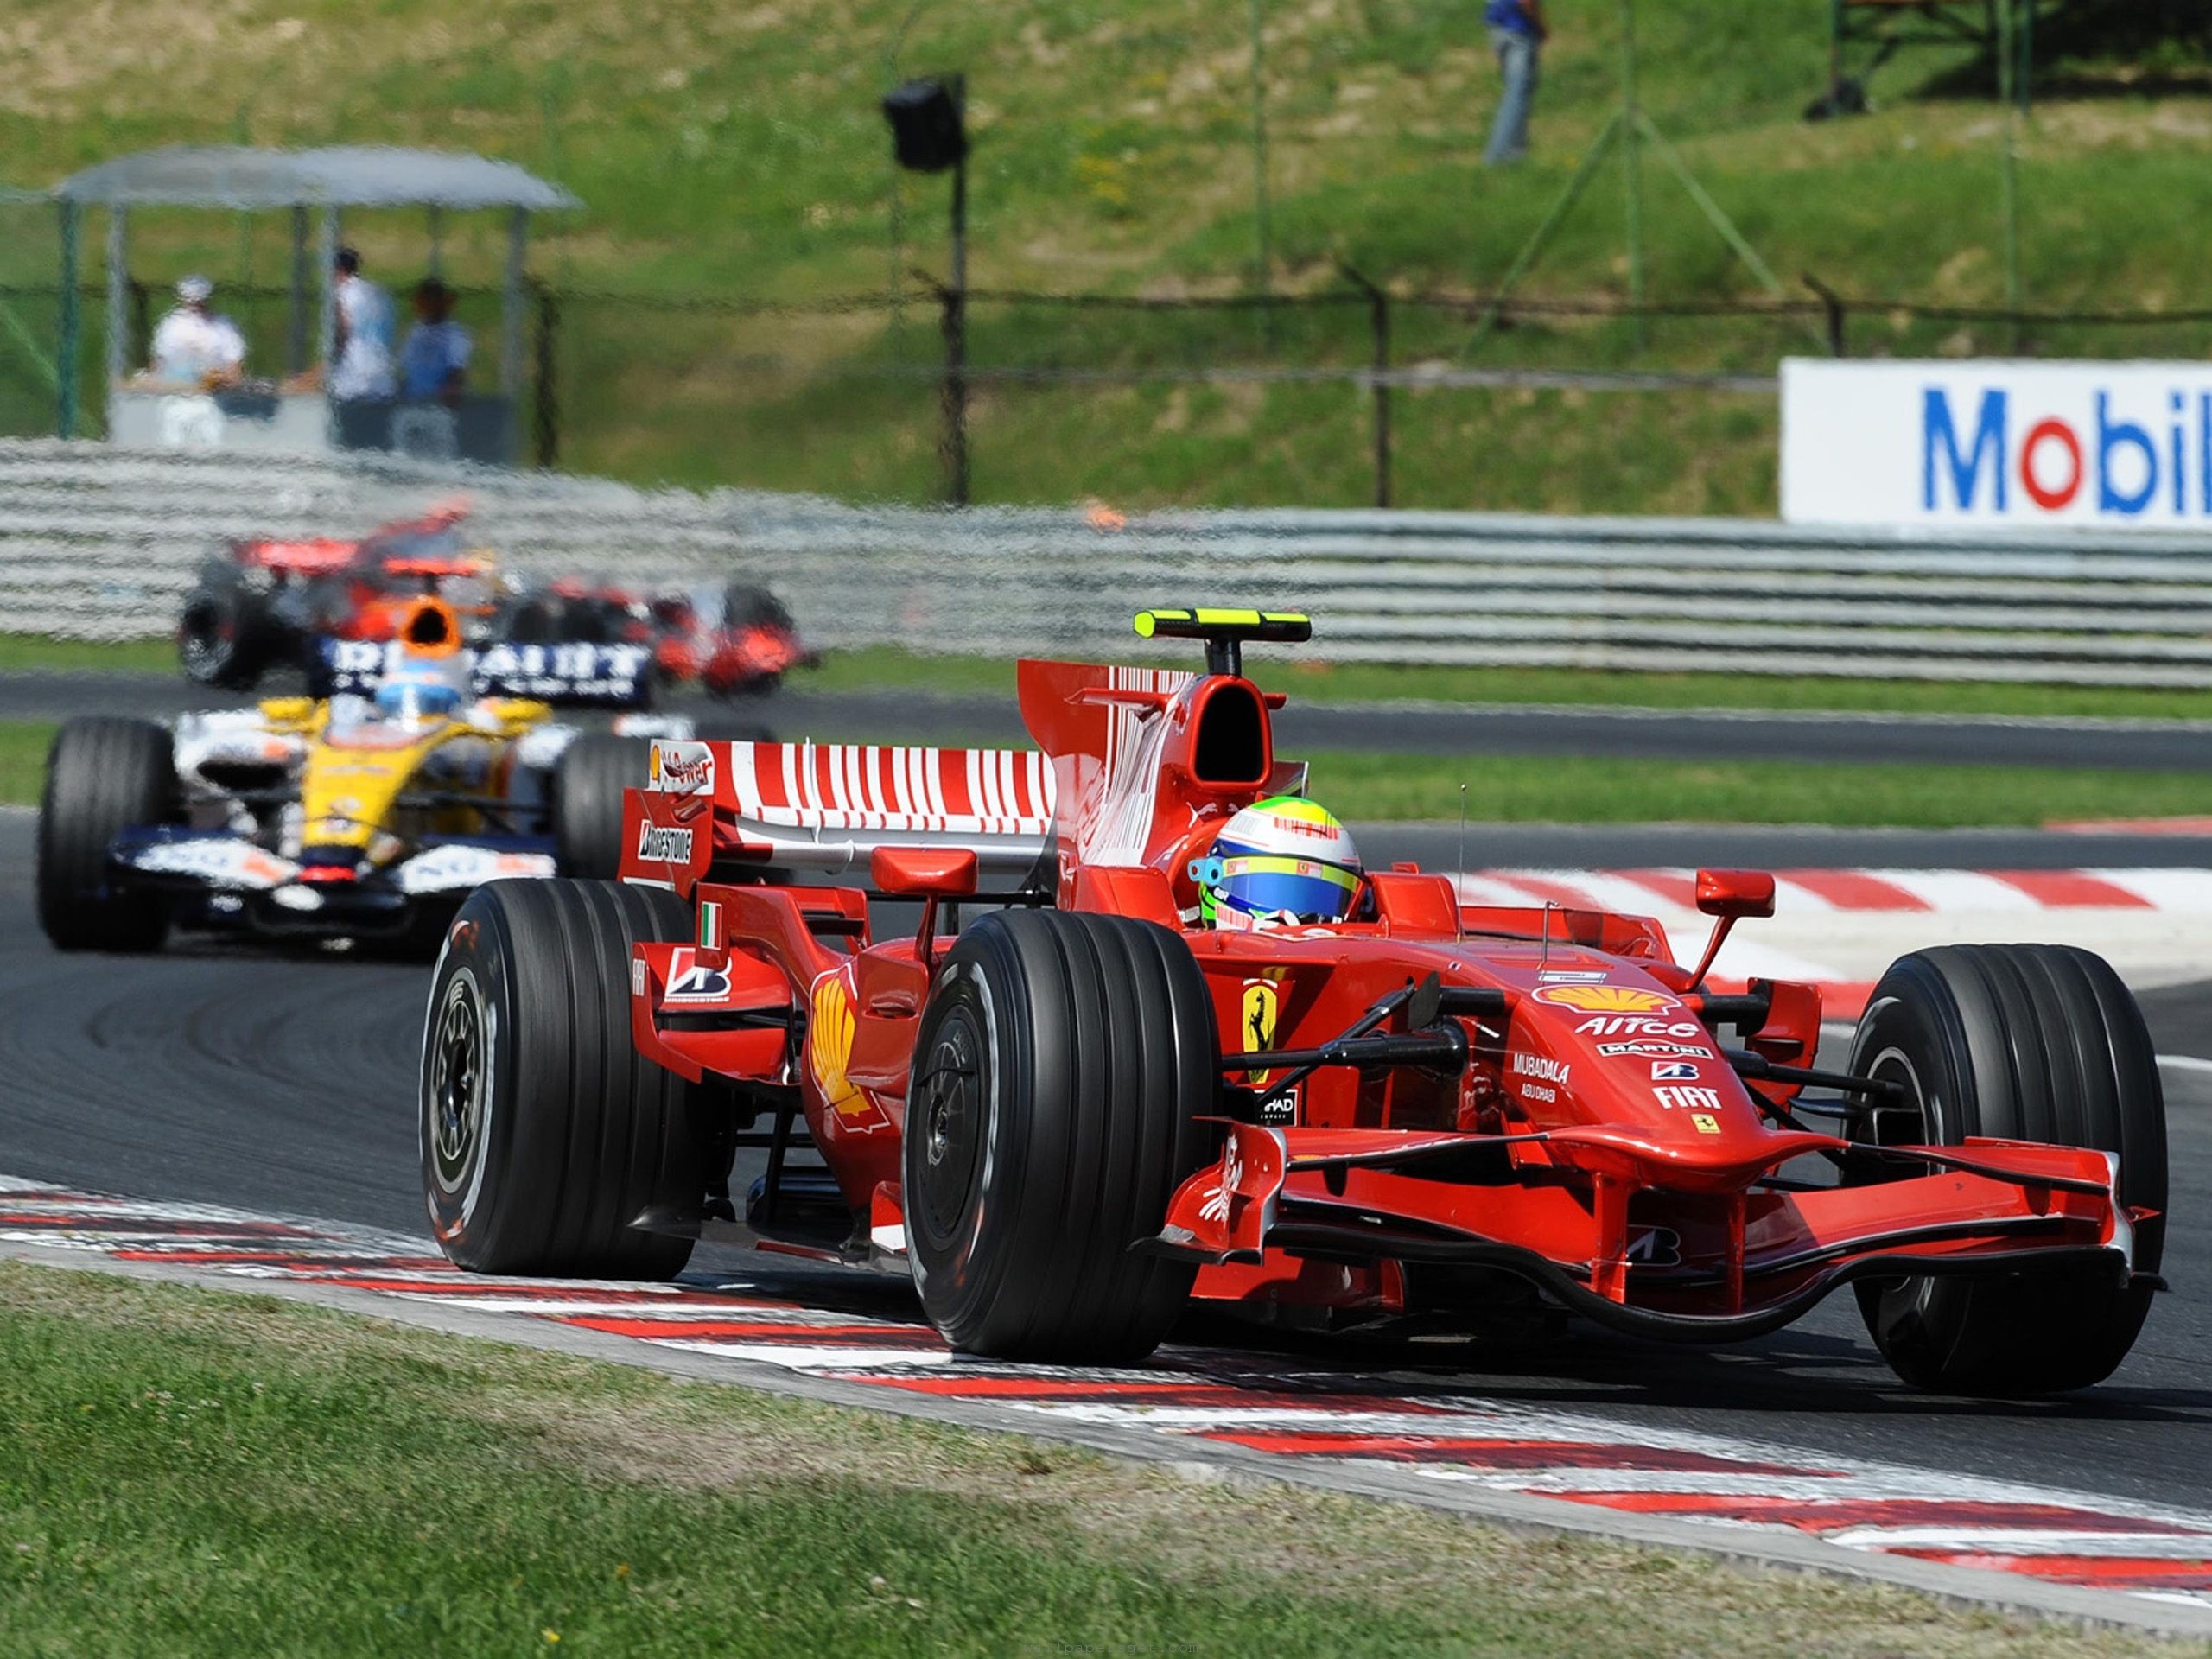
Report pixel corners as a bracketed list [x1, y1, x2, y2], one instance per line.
[148, 276, 245, 388]
[400, 277, 472, 406]
[330, 247, 396, 401]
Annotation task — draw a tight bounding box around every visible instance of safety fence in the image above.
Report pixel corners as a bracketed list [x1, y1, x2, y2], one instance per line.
[9, 439, 2212, 686]
[19, 278, 2212, 515]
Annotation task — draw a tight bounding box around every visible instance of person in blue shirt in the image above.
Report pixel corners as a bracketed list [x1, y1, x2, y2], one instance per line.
[1484, 0, 1548, 167]
[400, 277, 472, 405]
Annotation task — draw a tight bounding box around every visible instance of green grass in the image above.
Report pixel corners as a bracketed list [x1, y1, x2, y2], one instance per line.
[3, 2, 2209, 508]
[27, 634, 2212, 720]
[3, 712, 2199, 827]
[0, 721, 53, 808]
[0, 637, 173, 674]
[802, 645, 2212, 721]
[1304, 749, 2212, 828]
[0, 1261, 2189, 1659]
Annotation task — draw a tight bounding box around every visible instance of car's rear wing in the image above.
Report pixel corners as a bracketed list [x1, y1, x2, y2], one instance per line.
[311, 638, 657, 709]
[620, 739, 1057, 895]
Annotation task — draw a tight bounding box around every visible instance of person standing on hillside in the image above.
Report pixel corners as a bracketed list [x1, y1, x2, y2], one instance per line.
[1484, 0, 1548, 167]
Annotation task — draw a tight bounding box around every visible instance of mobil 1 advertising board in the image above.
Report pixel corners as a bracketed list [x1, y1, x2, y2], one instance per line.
[1781, 358, 2212, 530]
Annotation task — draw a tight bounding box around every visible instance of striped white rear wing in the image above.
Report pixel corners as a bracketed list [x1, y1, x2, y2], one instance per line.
[652, 739, 1057, 878]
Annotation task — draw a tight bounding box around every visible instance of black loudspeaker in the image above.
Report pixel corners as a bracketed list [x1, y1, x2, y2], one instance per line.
[882, 78, 967, 174]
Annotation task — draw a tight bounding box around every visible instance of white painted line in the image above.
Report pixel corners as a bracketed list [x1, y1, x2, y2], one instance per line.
[1829, 1528, 2212, 1559]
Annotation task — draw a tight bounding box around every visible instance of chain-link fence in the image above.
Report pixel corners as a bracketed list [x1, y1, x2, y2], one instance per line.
[12, 253, 2212, 512]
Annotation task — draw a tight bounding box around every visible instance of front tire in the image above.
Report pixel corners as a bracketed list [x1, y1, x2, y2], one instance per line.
[421, 879, 704, 1279]
[36, 717, 176, 953]
[1848, 944, 2166, 1396]
[177, 567, 276, 690]
[904, 909, 1217, 1362]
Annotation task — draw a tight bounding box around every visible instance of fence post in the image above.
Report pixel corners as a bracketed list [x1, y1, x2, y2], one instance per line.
[531, 279, 559, 469]
[55, 200, 78, 438]
[1341, 266, 1392, 509]
[1803, 273, 1847, 358]
[937, 276, 969, 506]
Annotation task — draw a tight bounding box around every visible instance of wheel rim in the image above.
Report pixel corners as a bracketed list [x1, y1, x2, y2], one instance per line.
[912, 1005, 984, 1251]
[429, 971, 488, 1195]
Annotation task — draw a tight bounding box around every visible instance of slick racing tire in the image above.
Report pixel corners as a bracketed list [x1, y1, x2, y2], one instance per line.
[35, 717, 177, 954]
[905, 909, 1216, 1362]
[422, 879, 703, 1279]
[1848, 944, 2166, 1396]
[553, 734, 650, 880]
[176, 566, 276, 690]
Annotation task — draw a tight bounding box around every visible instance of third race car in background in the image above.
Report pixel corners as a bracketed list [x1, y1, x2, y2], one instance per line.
[177, 500, 813, 701]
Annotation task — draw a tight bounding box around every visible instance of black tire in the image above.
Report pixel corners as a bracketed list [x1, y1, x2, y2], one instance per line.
[36, 717, 177, 953]
[1848, 944, 2166, 1396]
[905, 908, 1217, 1362]
[553, 734, 649, 879]
[722, 582, 793, 632]
[177, 569, 276, 690]
[421, 879, 704, 1278]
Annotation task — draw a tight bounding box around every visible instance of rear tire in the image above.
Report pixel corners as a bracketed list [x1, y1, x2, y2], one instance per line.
[421, 879, 703, 1278]
[904, 909, 1217, 1362]
[1848, 944, 2165, 1396]
[36, 717, 176, 953]
[553, 734, 648, 879]
[177, 567, 275, 690]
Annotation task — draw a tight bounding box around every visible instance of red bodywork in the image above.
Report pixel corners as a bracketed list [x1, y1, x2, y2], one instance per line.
[228, 502, 810, 694]
[614, 655, 2144, 1340]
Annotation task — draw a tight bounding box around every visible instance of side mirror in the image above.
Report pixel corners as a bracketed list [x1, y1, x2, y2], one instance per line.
[1695, 868, 1776, 920]
[870, 845, 978, 899]
[872, 846, 977, 971]
[1687, 869, 1774, 991]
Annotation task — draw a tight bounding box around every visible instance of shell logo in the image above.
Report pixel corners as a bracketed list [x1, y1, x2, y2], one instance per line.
[1534, 984, 1679, 1014]
[808, 974, 867, 1116]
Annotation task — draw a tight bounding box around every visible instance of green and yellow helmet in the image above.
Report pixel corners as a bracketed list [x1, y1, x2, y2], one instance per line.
[1188, 796, 1363, 930]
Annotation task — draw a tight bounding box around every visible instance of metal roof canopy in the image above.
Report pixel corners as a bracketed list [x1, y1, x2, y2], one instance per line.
[52, 147, 579, 448]
[54, 145, 579, 212]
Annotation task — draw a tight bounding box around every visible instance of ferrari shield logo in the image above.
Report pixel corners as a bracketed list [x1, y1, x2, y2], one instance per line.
[1241, 979, 1281, 1084]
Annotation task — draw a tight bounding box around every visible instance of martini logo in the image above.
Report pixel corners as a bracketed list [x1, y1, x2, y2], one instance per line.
[633, 822, 694, 865]
[1597, 1039, 1715, 1059]
[1536, 984, 1677, 1014]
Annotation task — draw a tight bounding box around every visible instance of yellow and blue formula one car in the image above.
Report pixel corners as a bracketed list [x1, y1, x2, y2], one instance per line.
[36, 600, 687, 952]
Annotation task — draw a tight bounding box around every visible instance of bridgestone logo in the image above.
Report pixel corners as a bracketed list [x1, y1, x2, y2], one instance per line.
[635, 823, 694, 864]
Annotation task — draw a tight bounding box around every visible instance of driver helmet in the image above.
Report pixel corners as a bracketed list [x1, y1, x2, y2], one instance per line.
[373, 651, 467, 727]
[1189, 796, 1363, 931]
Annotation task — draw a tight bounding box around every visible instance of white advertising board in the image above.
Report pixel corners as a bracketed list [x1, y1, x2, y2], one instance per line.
[1781, 358, 2212, 530]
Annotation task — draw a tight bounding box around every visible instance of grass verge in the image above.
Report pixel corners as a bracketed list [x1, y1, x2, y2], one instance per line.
[16, 636, 2212, 722]
[0, 715, 2202, 828]
[796, 647, 2212, 722]
[0, 1259, 2187, 1659]
[1302, 750, 2212, 830]
[0, 721, 53, 809]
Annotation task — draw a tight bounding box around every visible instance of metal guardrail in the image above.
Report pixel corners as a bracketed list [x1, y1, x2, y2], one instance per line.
[8, 439, 2212, 686]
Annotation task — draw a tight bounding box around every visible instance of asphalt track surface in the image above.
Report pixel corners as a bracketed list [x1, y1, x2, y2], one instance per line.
[1, 810, 2207, 1522]
[9, 670, 2212, 772]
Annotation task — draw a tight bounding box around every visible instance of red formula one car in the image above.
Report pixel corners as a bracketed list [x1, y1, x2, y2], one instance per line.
[180, 503, 811, 700]
[420, 612, 2167, 1395]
